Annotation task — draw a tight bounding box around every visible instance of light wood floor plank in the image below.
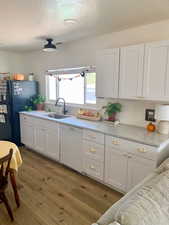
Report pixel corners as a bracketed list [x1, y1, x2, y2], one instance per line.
[0, 148, 123, 225]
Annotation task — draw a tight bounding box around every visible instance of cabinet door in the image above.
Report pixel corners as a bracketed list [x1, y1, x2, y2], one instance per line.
[119, 44, 144, 99]
[127, 155, 155, 191]
[105, 148, 128, 192]
[20, 116, 26, 145]
[20, 115, 35, 148]
[60, 125, 83, 172]
[96, 49, 119, 98]
[143, 40, 169, 100]
[46, 126, 60, 161]
[34, 127, 46, 154]
[23, 123, 35, 148]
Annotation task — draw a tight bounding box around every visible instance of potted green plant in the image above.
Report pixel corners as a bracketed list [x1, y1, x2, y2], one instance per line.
[103, 102, 122, 122]
[32, 95, 45, 111]
[24, 105, 33, 112]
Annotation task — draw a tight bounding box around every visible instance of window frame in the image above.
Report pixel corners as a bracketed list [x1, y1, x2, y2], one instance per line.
[46, 71, 97, 107]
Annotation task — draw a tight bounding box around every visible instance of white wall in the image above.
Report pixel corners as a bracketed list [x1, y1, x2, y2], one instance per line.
[0, 50, 25, 74]
[22, 19, 169, 127]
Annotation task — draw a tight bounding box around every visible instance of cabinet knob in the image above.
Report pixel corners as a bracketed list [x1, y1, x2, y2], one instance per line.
[137, 148, 147, 153]
[90, 148, 96, 153]
[112, 140, 119, 145]
[90, 165, 95, 170]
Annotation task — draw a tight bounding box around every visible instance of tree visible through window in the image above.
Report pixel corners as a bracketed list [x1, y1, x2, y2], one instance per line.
[47, 72, 96, 105]
[85, 72, 96, 104]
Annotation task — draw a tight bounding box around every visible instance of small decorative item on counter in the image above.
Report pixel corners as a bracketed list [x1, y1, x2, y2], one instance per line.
[13, 73, 25, 81]
[103, 102, 122, 122]
[155, 104, 169, 134]
[28, 73, 35, 81]
[24, 105, 33, 112]
[146, 122, 156, 132]
[77, 108, 101, 121]
[32, 95, 45, 111]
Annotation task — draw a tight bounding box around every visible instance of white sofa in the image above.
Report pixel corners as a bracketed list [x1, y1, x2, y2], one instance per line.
[92, 158, 169, 225]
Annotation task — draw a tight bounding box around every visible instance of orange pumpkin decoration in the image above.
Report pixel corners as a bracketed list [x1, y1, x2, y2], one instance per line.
[13, 74, 25, 81]
[147, 122, 156, 132]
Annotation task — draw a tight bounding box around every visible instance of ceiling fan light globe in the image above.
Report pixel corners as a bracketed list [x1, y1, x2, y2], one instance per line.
[43, 47, 56, 52]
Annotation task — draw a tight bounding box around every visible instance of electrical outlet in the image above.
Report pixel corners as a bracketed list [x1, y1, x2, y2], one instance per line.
[145, 109, 155, 122]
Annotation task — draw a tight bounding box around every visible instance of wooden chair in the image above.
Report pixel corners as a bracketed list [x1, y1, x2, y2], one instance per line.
[0, 149, 14, 221]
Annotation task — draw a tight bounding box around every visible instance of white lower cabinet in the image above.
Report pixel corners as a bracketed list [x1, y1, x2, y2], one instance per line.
[105, 135, 157, 192]
[34, 126, 46, 154]
[127, 155, 155, 191]
[20, 114, 60, 161]
[105, 148, 128, 192]
[82, 130, 105, 181]
[45, 127, 60, 160]
[20, 114, 163, 194]
[60, 125, 83, 172]
[23, 123, 35, 148]
[20, 115, 35, 148]
[83, 157, 104, 180]
[104, 150, 155, 192]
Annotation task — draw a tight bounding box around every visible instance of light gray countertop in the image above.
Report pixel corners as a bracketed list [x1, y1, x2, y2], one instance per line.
[19, 111, 169, 148]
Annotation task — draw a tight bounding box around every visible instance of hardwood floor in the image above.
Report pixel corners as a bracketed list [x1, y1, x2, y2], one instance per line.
[0, 148, 123, 225]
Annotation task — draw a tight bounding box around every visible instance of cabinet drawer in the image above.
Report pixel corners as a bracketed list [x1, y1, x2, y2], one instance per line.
[83, 157, 104, 181]
[33, 118, 48, 127]
[83, 130, 104, 145]
[106, 135, 157, 160]
[132, 143, 157, 161]
[43, 119, 59, 130]
[83, 140, 104, 161]
[20, 115, 36, 125]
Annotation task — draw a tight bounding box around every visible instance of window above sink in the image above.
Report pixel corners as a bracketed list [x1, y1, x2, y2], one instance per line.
[46, 67, 96, 106]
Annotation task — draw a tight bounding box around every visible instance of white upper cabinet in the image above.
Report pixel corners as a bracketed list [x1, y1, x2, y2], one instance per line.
[119, 44, 144, 99]
[96, 40, 169, 101]
[96, 49, 120, 98]
[143, 40, 169, 100]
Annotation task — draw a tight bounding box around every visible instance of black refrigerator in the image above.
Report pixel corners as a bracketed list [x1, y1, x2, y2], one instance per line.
[0, 80, 38, 145]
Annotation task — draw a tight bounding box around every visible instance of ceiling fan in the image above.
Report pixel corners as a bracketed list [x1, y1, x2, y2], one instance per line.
[43, 38, 62, 52]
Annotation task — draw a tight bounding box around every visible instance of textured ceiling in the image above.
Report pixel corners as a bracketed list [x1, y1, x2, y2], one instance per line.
[0, 0, 169, 52]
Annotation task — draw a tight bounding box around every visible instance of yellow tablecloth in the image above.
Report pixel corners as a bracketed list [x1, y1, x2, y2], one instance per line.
[0, 141, 22, 171]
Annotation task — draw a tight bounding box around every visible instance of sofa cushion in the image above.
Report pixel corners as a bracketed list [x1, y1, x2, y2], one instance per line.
[115, 170, 169, 225]
[156, 158, 169, 174]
